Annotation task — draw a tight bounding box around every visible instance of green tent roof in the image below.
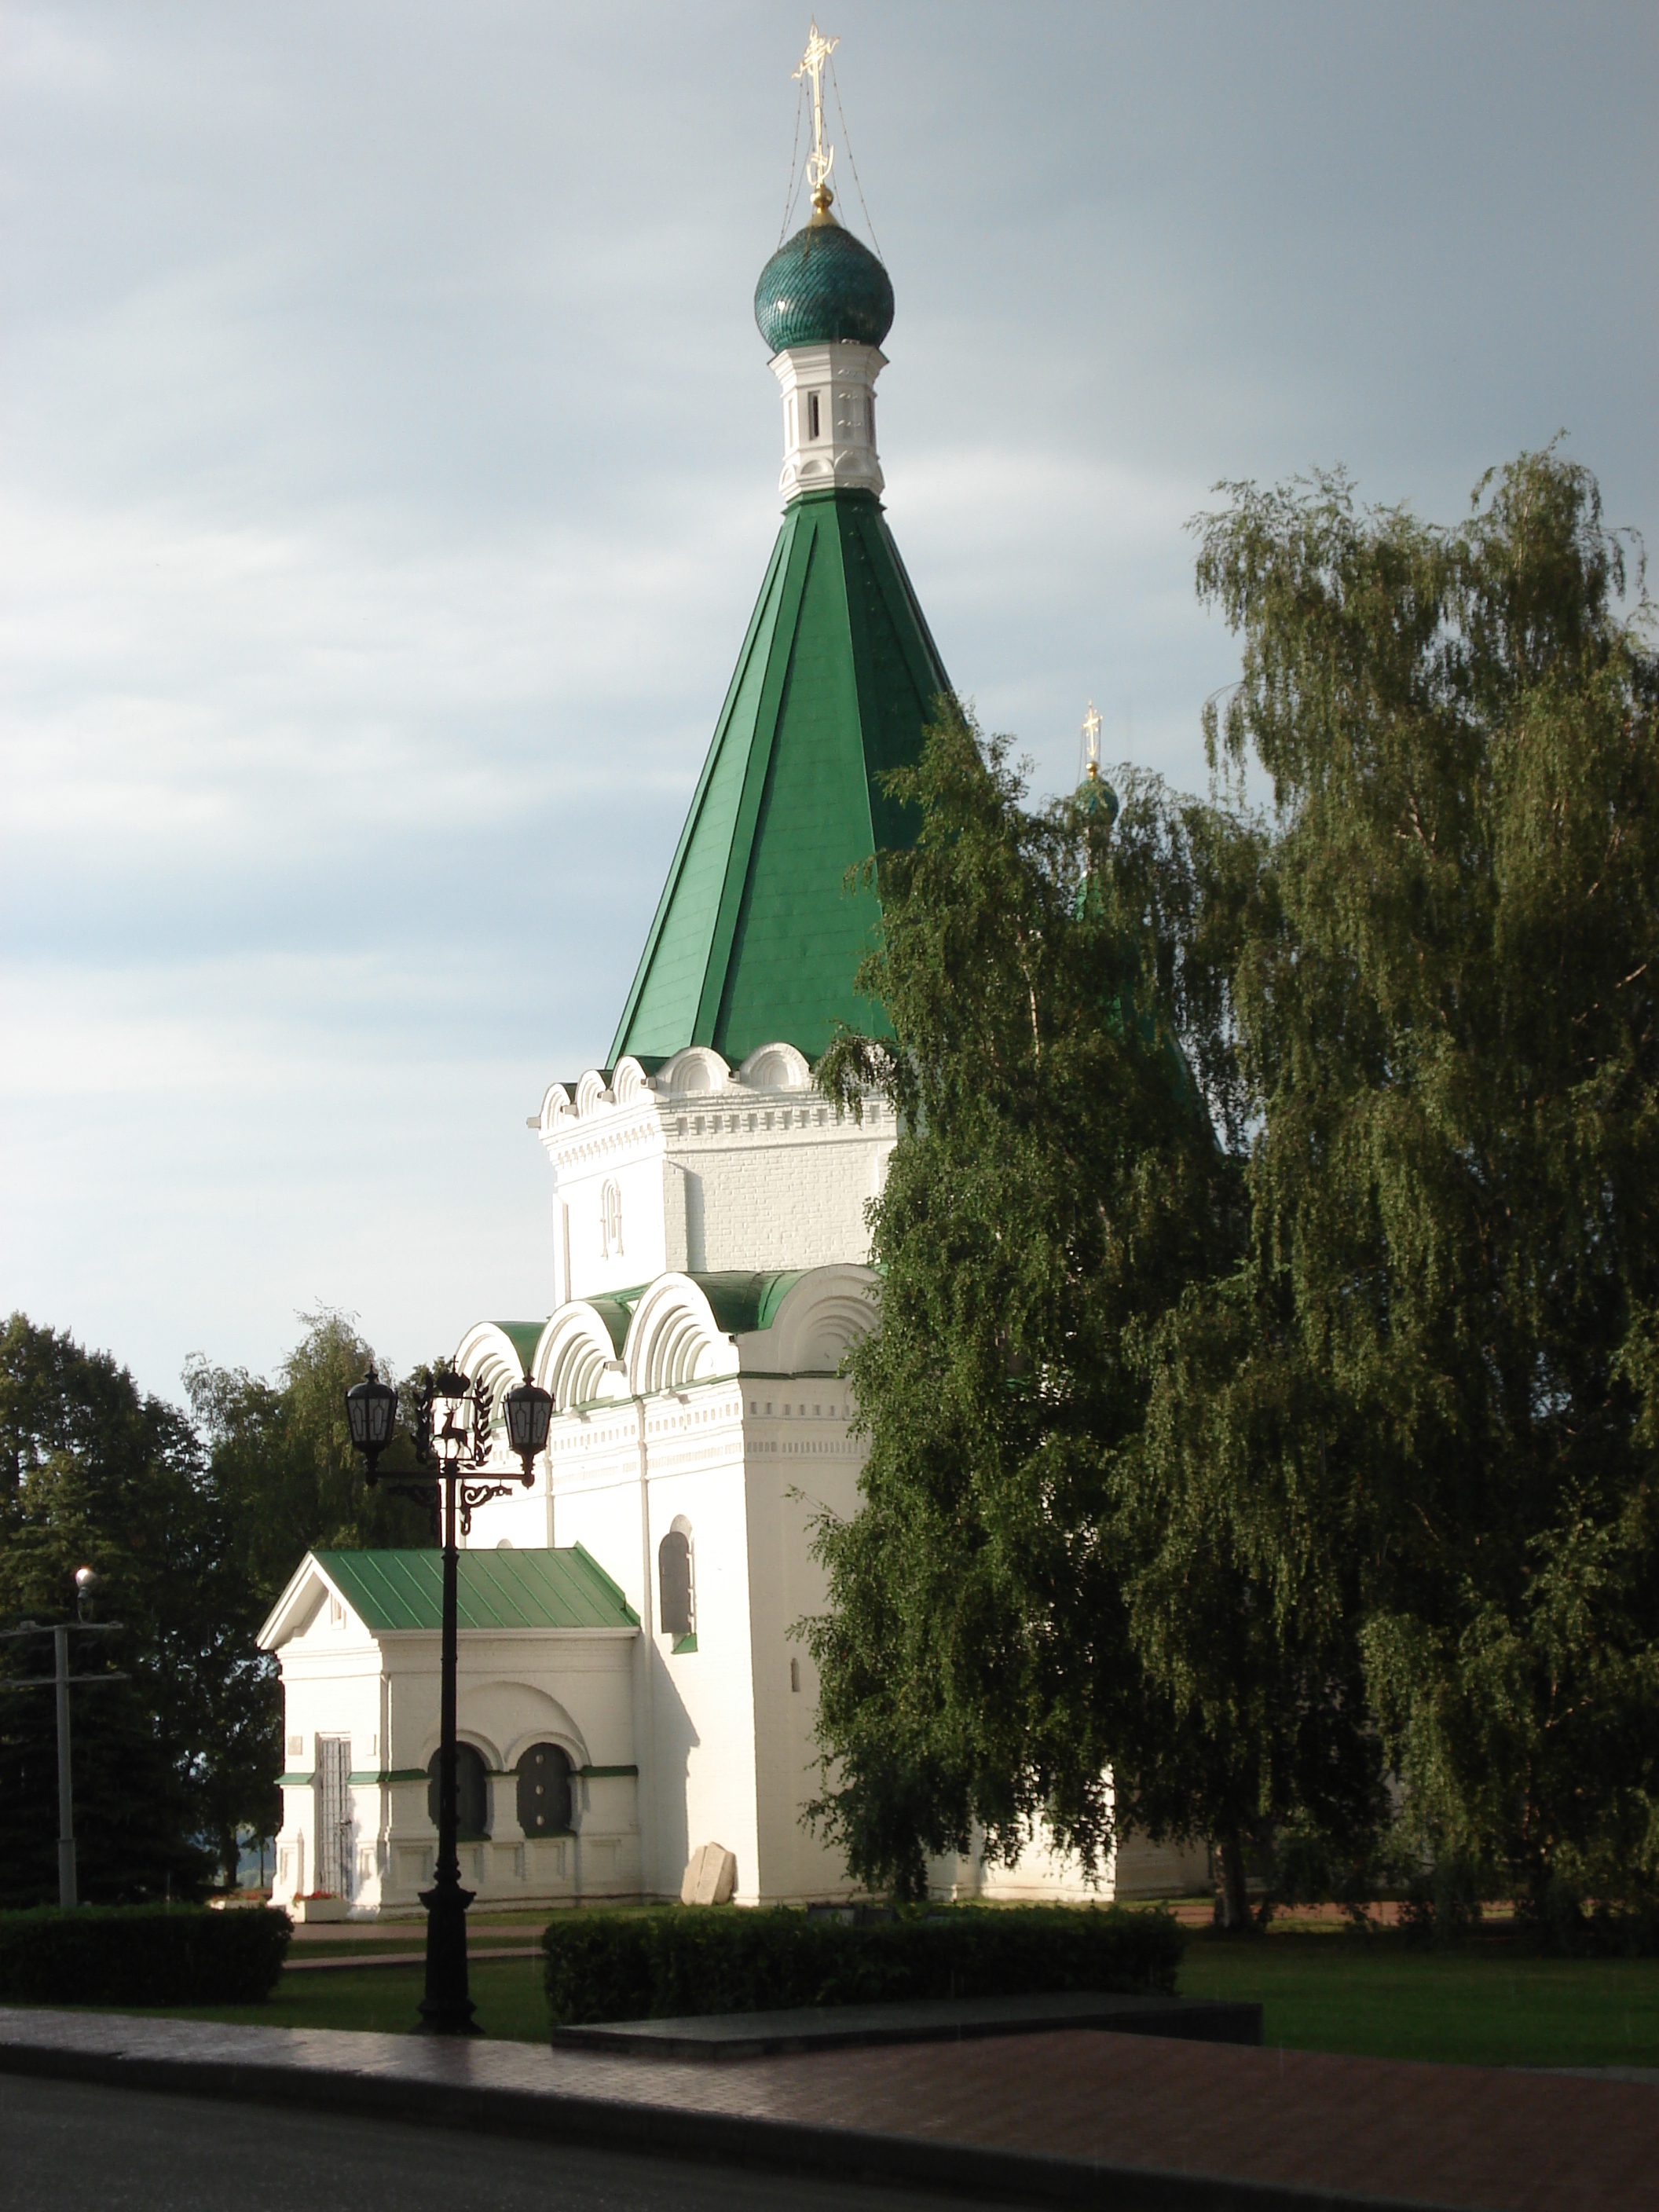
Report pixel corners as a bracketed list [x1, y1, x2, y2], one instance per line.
[314, 1545, 639, 1632]
[609, 487, 951, 1068]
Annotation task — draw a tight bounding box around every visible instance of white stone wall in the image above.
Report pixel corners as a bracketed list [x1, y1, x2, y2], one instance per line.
[445, 1266, 882, 1906]
[534, 1048, 893, 1305]
[547, 1380, 767, 1904]
[741, 1391, 866, 1901]
[267, 1563, 640, 1917]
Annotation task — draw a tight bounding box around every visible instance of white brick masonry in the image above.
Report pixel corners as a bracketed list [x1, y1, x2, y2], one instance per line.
[533, 1046, 892, 1304]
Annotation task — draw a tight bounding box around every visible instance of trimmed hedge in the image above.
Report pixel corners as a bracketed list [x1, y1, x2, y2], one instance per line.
[543, 1904, 1184, 2027]
[0, 1905, 292, 2006]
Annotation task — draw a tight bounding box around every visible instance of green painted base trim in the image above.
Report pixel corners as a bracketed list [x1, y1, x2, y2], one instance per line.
[346, 1770, 428, 1785]
[275, 1772, 315, 1787]
[578, 1764, 640, 1778]
[672, 1633, 698, 1656]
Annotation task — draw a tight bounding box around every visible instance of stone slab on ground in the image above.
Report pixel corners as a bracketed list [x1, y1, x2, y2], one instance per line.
[2, 2003, 1656, 2211]
[551, 1990, 1262, 2059]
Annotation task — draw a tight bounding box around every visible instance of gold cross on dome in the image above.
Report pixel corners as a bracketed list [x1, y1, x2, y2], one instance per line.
[1082, 700, 1103, 780]
[794, 20, 840, 211]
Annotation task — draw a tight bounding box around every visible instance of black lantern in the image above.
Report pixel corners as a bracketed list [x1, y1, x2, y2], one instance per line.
[501, 1375, 554, 1479]
[344, 1366, 399, 1474]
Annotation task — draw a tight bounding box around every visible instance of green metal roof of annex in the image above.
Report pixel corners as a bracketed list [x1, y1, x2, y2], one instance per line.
[610, 489, 951, 1068]
[314, 1546, 639, 1632]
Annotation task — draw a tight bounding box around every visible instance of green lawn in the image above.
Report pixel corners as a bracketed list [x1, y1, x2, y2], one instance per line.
[23, 1924, 1659, 2070]
[111, 1957, 552, 2042]
[1179, 1930, 1659, 2069]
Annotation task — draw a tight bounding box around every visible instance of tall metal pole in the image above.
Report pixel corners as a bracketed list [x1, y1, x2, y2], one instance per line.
[53, 1625, 76, 1910]
[345, 1361, 541, 2035]
[418, 1466, 474, 2033]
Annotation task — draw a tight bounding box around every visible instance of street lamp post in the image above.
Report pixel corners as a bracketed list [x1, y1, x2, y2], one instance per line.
[0, 1571, 125, 1910]
[343, 1361, 552, 2033]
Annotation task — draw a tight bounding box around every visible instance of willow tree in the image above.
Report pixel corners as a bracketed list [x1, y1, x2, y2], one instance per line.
[1191, 448, 1659, 1910]
[805, 707, 1377, 1903]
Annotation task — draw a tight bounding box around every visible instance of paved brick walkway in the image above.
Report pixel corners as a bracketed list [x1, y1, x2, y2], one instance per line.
[2, 2005, 1654, 2210]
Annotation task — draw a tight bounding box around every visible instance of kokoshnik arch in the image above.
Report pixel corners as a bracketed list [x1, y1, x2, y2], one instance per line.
[258, 31, 1208, 1916]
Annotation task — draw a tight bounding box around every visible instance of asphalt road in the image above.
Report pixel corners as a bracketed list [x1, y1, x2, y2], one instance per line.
[0, 2074, 1013, 2212]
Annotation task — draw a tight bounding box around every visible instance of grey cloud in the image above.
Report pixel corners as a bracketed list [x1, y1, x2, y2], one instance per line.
[2, 0, 1652, 1397]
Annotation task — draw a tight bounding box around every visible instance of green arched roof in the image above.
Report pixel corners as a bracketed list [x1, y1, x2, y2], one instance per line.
[693, 1271, 804, 1336]
[491, 1321, 546, 1370]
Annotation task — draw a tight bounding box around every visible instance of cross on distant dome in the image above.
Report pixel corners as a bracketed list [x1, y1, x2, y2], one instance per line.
[794, 20, 839, 211]
[1082, 700, 1103, 781]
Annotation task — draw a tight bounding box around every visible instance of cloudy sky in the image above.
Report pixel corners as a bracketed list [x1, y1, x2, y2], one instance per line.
[3, 1, 1654, 1405]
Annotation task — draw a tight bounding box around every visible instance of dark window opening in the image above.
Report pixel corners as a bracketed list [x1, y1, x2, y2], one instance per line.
[427, 1743, 489, 1839]
[808, 390, 821, 439]
[515, 1741, 573, 1835]
[659, 1529, 692, 1640]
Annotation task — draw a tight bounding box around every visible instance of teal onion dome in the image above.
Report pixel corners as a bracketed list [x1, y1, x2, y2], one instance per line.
[1075, 771, 1120, 827]
[754, 212, 895, 353]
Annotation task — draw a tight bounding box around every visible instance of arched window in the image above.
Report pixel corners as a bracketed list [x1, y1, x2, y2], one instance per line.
[658, 1527, 693, 1643]
[599, 1177, 623, 1258]
[427, 1744, 489, 1839]
[516, 1742, 573, 1835]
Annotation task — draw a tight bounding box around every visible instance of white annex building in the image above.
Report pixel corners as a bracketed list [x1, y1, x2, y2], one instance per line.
[259, 61, 1207, 1920]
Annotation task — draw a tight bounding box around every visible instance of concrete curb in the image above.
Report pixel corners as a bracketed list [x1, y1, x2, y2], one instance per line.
[0, 2028, 1462, 2212]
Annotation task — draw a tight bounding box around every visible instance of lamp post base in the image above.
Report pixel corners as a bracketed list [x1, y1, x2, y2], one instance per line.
[416, 1875, 478, 2034]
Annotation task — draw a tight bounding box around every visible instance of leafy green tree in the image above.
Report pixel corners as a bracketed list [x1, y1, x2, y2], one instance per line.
[0, 1305, 434, 1903]
[0, 1314, 216, 1904]
[1191, 447, 1659, 1909]
[184, 1305, 433, 1613]
[181, 1307, 434, 1877]
[807, 705, 1377, 1906]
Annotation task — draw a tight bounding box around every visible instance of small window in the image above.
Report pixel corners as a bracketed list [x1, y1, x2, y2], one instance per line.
[427, 1744, 489, 1839]
[328, 1595, 345, 1629]
[789, 1657, 800, 1694]
[516, 1742, 573, 1835]
[659, 1528, 693, 1641]
[599, 1177, 623, 1259]
[808, 390, 821, 439]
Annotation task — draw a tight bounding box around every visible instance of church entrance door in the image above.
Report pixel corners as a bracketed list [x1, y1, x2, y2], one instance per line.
[315, 1736, 352, 1902]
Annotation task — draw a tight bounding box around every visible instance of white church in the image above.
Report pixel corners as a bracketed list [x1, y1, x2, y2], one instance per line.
[260, 42, 1207, 1921]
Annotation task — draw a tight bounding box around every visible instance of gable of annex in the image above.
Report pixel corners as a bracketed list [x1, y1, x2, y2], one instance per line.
[255, 1544, 639, 1654]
